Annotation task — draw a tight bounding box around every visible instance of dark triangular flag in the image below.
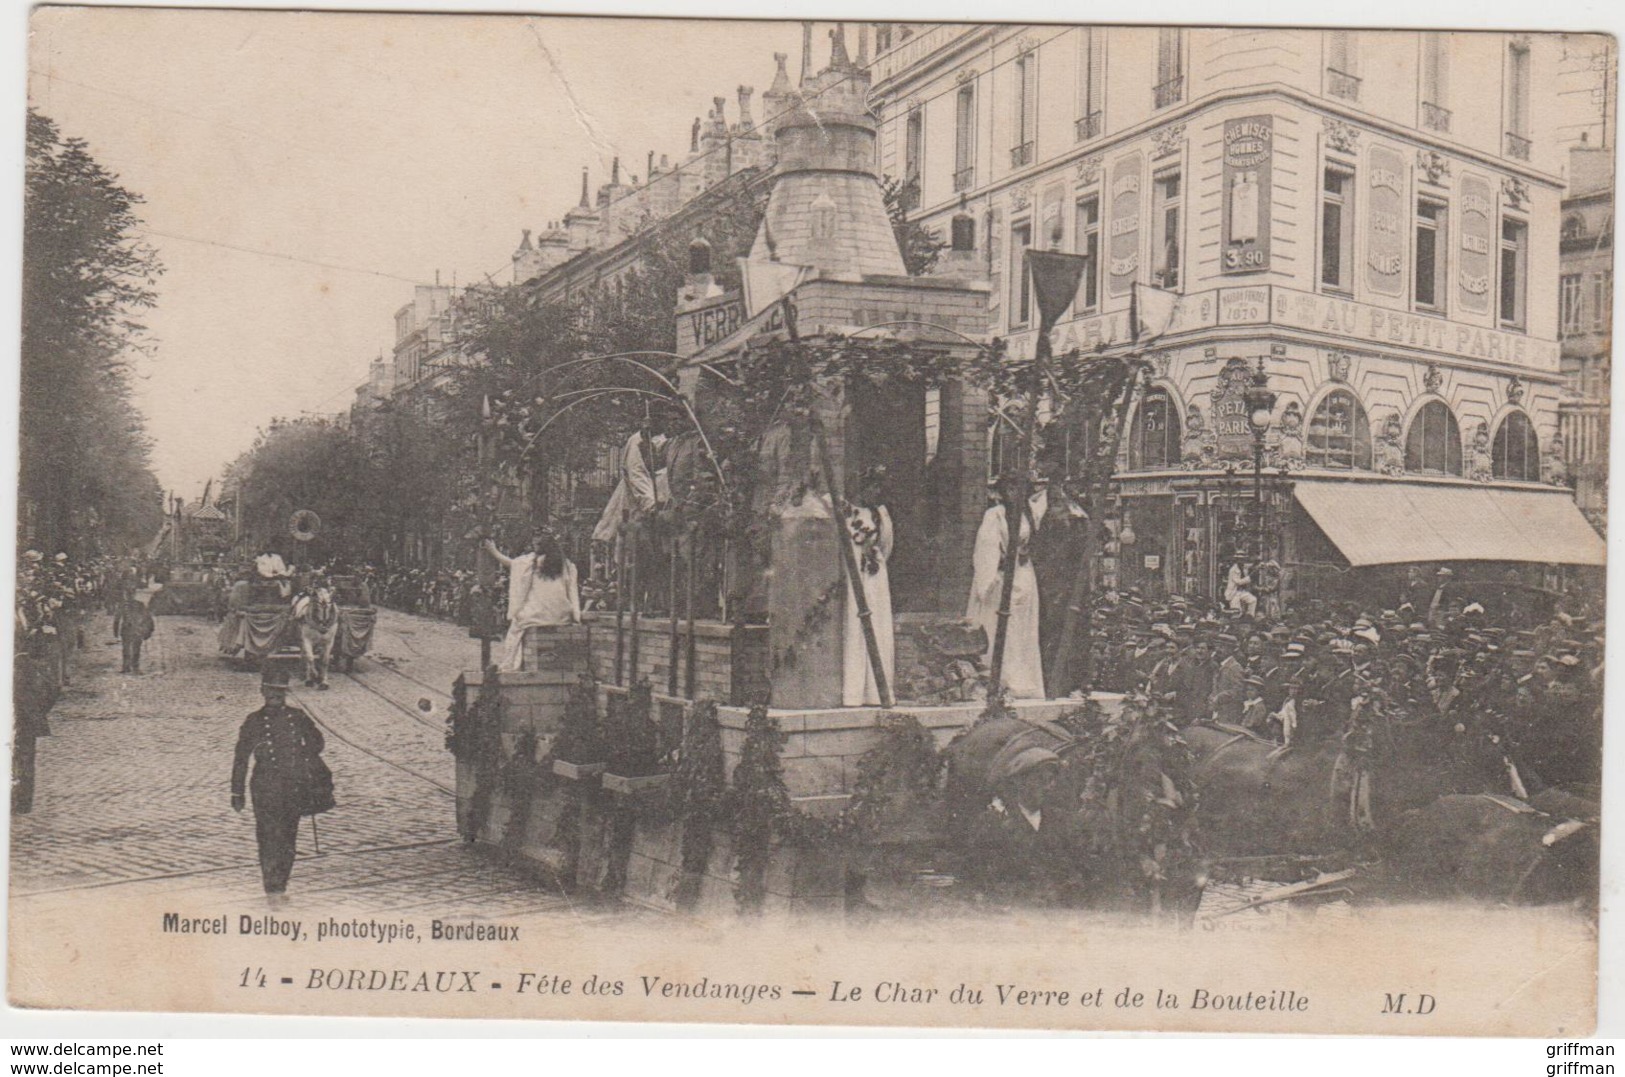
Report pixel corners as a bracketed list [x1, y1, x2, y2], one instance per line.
[1025, 249, 1091, 333]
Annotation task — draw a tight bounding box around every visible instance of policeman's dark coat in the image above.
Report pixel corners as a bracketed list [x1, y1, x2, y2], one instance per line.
[231, 705, 326, 815]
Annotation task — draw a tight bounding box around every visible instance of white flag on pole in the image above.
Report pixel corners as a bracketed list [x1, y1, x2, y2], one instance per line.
[1133, 281, 1184, 343]
[738, 259, 810, 318]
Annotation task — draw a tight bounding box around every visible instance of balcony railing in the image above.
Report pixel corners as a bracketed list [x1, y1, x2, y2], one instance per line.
[1421, 101, 1452, 133]
[1326, 68, 1361, 101]
[1153, 76, 1184, 109]
[1505, 131, 1532, 161]
[953, 165, 975, 193]
[1010, 141, 1034, 169]
[1075, 111, 1102, 142]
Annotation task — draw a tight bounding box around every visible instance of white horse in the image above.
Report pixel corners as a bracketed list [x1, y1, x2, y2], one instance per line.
[293, 587, 338, 689]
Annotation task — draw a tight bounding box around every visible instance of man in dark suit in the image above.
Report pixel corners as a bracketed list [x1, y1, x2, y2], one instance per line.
[116, 593, 154, 674]
[231, 664, 328, 898]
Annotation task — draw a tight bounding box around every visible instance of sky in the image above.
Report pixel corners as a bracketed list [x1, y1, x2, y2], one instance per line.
[26, 7, 805, 500]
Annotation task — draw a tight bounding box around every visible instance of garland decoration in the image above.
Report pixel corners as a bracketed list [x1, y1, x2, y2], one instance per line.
[552, 672, 605, 766]
[603, 679, 662, 777]
[496, 729, 539, 854]
[446, 671, 504, 843]
[728, 704, 790, 914]
[667, 699, 726, 909]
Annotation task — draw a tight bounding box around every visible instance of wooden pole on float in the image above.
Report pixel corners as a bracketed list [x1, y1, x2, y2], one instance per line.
[614, 505, 628, 685]
[684, 522, 699, 699]
[667, 536, 681, 696]
[781, 302, 894, 709]
[987, 250, 1090, 701]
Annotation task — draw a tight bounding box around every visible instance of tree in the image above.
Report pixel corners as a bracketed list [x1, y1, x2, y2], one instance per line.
[21, 109, 164, 555]
[226, 418, 378, 566]
[881, 175, 947, 277]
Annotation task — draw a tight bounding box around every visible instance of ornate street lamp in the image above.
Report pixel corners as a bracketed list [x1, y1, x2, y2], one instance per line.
[1244, 357, 1277, 564]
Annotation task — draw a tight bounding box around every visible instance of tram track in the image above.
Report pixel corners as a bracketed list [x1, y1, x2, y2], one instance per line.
[341, 664, 447, 734]
[292, 685, 457, 797]
[12, 837, 460, 898]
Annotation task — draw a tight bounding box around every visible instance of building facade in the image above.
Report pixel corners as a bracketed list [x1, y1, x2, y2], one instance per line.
[871, 25, 1605, 605]
[1558, 143, 1613, 531]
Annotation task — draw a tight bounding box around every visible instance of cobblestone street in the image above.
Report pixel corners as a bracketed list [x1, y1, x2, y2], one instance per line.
[8, 606, 592, 923]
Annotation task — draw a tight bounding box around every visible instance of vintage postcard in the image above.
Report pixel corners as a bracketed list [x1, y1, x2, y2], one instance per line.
[9, 7, 1613, 1034]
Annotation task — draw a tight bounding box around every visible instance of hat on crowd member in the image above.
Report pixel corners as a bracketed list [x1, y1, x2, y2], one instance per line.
[1463, 602, 1485, 615]
[1329, 639, 1357, 655]
[54, 552, 68, 562]
[260, 663, 293, 689]
[1283, 642, 1306, 659]
[1353, 625, 1381, 645]
[990, 745, 1062, 785]
[1558, 654, 1582, 668]
[23, 550, 42, 563]
[1151, 623, 1175, 640]
[1436, 567, 1454, 577]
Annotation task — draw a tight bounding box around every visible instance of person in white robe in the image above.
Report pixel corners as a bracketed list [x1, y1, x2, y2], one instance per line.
[484, 530, 580, 671]
[841, 467, 895, 707]
[591, 427, 671, 544]
[967, 476, 1046, 700]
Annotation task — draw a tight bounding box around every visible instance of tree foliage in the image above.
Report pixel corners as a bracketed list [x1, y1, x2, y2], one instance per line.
[881, 175, 947, 278]
[223, 417, 378, 565]
[21, 109, 164, 554]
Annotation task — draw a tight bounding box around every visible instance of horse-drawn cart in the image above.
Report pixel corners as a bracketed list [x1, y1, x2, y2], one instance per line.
[329, 575, 376, 672]
[218, 578, 295, 668]
[150, 562, 226, 617]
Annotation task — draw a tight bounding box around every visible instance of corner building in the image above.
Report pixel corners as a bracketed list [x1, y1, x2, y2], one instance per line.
[871, 25, 1604, 607]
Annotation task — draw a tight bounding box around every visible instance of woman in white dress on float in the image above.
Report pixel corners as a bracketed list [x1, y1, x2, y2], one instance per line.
[967, 472, 1046, 700]
[842, 466, 896, 707]
[483, 528, 581, 672]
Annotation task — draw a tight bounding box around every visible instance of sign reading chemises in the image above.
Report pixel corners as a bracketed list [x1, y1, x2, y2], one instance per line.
[1221, 116, 1273, 274]
[1458, 172, 1494, 315]
[1365, 144, 1406, 297]
[1108, 152, 1143, 297]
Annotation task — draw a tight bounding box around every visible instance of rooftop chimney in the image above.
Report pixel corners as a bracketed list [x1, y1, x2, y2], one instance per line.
[578, 167, 590, 208]
[737, 85, 755, 131]
[800, 22, 813, 84]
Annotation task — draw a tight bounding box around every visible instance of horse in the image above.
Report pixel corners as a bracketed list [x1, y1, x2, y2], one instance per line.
[293, 586, 339, 689]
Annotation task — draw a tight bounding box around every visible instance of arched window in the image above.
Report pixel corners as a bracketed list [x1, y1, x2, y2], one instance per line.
[1405, 400, 1463, 475]
[1306, 390, 1373, 469]
[1492, 410, 1542, 480]
[1129, 388, 1182, 470]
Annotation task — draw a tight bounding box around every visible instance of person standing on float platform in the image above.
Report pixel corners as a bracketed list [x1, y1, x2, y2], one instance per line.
[842, 465, 895, 707]
[231, 664, 332, 899]
[968, 473, 1046, 700]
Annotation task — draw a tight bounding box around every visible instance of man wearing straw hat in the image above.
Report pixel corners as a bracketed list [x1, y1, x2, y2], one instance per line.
[231, 662, 332, 899]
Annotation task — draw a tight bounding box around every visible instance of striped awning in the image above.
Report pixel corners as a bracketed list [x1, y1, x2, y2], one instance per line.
[1293, 479, 1606, 568]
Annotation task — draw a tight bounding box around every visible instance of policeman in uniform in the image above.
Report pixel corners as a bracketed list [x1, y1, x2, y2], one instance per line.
[231, 663, 329, 898]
